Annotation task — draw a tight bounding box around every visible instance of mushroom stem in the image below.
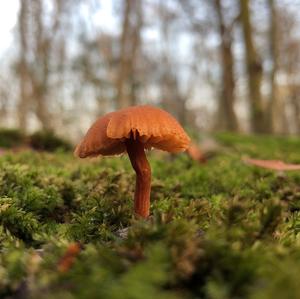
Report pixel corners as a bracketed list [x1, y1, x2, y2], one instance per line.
[125, 139, 151, 218]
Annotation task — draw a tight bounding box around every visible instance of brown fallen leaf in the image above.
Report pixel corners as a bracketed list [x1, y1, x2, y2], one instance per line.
[186, 143, 206, 163]
[243, 158, 300, 171]
[0, 148, 6, 156]
[57, 242, 82, 273]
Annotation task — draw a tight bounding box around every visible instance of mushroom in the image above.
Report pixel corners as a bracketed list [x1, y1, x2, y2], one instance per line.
[74, 105, 190, 218]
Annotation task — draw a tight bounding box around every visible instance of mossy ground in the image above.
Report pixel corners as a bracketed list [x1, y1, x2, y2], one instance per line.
[1, 133, 300, 299]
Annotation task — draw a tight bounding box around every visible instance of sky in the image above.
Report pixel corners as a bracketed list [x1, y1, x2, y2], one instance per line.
[0, 1, 120, 56]
[0, 1, 19, 56]
[0, 1, 188, 57]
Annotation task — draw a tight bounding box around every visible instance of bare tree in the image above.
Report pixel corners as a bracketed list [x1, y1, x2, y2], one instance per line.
[156, 1, 195, 127]
[179, 0, 238, 131]
[284, 40, 300, 134]
[239, 0, 265, 133]
[265, 0, 279, 133]
[0, 80, 9, 125]
[74, 33, 118, 114]
[276, 6, 300, 134]
[213, 0, 238, 131]
[290, 85, 300, 134]
[17, 0, 31, 131]
[31, 0, 53, 129]
[16, 0, 78, 131]
[116, 0, 143, 108]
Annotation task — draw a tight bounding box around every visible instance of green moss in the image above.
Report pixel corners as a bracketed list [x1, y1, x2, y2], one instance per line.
[29, 130, 72, 152]
[1, 133, 300, 298]
[0, 128, 26, 148]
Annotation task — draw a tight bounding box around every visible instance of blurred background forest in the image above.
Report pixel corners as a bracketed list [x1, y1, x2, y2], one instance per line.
[0, 0, 300, 141]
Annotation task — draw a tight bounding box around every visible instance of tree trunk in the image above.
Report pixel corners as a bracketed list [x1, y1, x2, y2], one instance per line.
[239, 0, 265, 133]
[266, 0, 279, 133]
[214, 0, 238, 131]
[290, 86, 300, 134]
[128, 0, 142, 106]
[17, 0, 31, 132]
[116, 0, 143, 109]
[32, 0, 52, 130]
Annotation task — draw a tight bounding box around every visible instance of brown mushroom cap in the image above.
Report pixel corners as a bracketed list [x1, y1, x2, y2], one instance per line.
[74, 105, 191, 158]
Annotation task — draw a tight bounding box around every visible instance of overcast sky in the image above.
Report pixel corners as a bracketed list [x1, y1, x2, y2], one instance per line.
[0, 1, 119, 57]
[0, 1, 19, 56]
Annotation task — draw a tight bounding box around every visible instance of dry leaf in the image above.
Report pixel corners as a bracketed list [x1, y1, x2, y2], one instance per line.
[243, 158, 300, 171]
[57, 242, 82, 273]
[0, 148, 6, 156]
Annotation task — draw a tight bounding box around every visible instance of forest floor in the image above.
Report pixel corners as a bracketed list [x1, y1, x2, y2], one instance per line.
[1, 133, 300, 299]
